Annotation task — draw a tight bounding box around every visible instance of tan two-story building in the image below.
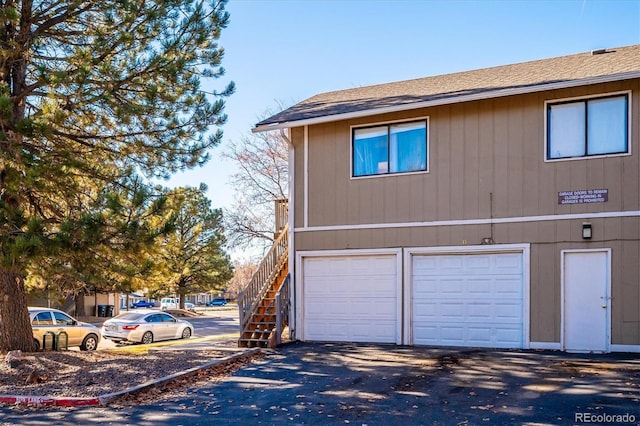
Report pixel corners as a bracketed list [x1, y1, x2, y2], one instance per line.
[254, 45, 640, 352]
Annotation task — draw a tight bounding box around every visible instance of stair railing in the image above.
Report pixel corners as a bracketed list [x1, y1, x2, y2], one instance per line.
[274, 273, 291, 346]
[238, 224, 289, 333]
[274, 199, 289, 236]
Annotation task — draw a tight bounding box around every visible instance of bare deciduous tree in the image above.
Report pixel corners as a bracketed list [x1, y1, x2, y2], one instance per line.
[225, 259, 259, 300]
[223, 107, 289, 251]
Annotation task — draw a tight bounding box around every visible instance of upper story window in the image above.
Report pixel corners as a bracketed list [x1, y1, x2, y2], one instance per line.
[352, 119, 427, 177]
[546, 93, 629, 161]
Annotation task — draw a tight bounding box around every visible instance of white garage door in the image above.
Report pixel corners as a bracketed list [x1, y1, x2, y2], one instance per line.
[412, 253, 524, 348]
[302, 254, 398, 343]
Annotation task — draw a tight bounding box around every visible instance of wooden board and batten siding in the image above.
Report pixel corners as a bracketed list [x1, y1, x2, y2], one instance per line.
[292, 80, 640, 348]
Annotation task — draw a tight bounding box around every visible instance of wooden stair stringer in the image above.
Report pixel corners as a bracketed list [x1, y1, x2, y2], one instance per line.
[238, 259, 288, 348]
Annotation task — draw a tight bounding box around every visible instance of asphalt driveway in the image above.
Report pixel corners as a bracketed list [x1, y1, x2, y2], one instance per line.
[1, 342, 639, 425]
[194, 342, 640, 425]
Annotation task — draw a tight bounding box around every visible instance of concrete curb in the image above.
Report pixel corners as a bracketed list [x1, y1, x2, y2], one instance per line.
[0, 348, 261, 408]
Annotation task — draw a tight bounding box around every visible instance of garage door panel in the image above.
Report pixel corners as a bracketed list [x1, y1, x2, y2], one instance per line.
[351, 320, 396, 342]
[414, 278, 438, 295]
[468, 279, 492, 293]
[416, 323, 522, 347]
[495, 277, 522, 295]
[355, 279, 397, 296]
[307, 297, 395, 316]
[467, 256, 492, 270]
[440, 326, 465, 342]
[439, 279, 465, 293]
[413, 253, 524, 348]
[350, 299, 395, 317]
[417, 253, 522, 275]
[413, 301, 437, 317]
[496, 327, 522, 345]
[495, 303, 522, 320]
[441, 257, 465, 270]
[468, 303, 492, 318]
[440, 303, 465, 319]
[495, 255, 523, 272]
[303, 254, 398, 344]
[306, 319, 396, 343]
[468, 327, 492, 343]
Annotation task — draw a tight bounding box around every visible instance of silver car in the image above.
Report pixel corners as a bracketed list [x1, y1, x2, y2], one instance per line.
[29, 307, 101, 351]
[101, 310, 193, 344]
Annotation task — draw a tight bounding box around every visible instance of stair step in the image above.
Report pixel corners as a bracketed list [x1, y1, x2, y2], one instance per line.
[242, 328, 273, 334]
[241, 334, 269, 339]
[251, 313, 276, 318]
[238, 249, 289, 349]
[242, 327, 274, 334]
[242, 329, 274, 335]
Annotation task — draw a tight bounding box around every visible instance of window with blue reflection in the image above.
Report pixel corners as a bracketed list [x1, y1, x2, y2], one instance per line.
[353, 120, 427, 177]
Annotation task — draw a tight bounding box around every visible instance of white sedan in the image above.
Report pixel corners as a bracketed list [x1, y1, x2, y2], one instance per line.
[101, 310, 193, 345]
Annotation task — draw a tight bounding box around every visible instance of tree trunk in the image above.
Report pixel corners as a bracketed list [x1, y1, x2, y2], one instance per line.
[75, 291, 87, 317]
[178, 283, 186, 310]
[0, 268, 35, 353]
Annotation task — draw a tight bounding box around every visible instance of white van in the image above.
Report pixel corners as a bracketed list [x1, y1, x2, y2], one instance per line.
[160, 297, 179, 310]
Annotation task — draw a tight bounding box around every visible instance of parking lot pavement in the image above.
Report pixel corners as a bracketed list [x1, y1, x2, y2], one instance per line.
[170, 342, 640, 425]
[1, 342, 638, 425]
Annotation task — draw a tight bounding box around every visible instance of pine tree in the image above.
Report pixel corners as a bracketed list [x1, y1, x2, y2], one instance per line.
[24, 175, 174, 315]
[0, 1, 233, 352]
[149, 185, 233, 308]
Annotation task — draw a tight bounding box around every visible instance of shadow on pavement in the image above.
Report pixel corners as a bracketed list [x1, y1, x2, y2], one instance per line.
[2, 342, 639, 425]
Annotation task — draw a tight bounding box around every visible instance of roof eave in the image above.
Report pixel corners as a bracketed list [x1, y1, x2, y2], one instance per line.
[252, 71, 640, 133]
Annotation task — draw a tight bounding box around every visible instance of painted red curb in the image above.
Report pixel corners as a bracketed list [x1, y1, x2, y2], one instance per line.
[0, 395, 100, 407]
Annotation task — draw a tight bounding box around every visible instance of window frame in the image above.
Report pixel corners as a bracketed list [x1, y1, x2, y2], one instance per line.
[160, 313, 177, 323]
[544, 91, 632, 162]
[32, 312, 54, 326]
[350, 117, 429, 179]
[52, 311, 75, 326]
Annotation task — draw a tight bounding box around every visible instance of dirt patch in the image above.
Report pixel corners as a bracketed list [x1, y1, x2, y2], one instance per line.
[0, 343, 264, 404]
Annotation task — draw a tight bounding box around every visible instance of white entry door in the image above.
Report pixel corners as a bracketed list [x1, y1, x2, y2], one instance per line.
[563, 250, 610, 352]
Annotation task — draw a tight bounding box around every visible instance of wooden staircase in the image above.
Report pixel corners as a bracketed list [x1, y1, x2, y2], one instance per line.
[238, 200, 290, 348]
[238, 261, 289, 348]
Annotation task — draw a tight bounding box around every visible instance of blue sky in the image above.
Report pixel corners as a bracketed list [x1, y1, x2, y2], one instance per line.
[167, 0, 640, 214]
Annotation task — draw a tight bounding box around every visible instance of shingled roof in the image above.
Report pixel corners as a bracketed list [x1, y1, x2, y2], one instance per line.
[254, 45, 640, 132]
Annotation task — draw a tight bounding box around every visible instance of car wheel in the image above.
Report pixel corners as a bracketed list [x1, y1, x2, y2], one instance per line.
[181, 327, 192, 339]
[141, 331, 154, 344]
[80, 334, 99, 351]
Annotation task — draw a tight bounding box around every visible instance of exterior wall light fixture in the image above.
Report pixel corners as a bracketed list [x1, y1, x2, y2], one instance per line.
[582, 222, 592, 239]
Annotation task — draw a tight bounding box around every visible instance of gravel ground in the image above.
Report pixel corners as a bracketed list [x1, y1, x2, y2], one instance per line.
[0, 343, 262, 401]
